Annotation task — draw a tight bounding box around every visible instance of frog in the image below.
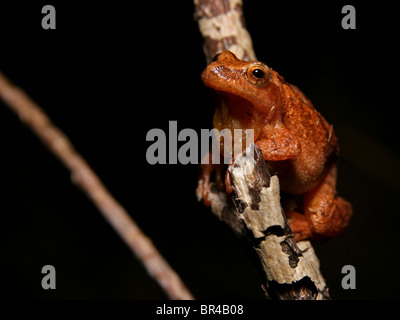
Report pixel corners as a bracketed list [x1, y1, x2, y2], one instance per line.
[198, 50, 352, 241]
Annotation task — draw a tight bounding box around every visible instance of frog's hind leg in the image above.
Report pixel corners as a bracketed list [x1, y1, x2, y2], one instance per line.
[290, 163, 353, 241]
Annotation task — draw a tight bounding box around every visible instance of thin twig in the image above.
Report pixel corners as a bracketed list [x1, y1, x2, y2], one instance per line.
[0, 71, 194, 300]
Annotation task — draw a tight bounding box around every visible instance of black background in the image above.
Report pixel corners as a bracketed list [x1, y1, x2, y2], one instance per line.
[0, 1, 399, 300]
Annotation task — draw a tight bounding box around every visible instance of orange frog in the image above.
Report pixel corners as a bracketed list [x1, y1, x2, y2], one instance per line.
[198, 50, 352, 241]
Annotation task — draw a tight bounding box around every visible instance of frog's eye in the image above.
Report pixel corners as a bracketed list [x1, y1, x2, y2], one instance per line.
[247, 65, 269, 85]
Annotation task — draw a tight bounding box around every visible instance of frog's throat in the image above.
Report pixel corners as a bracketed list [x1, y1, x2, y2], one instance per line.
[214, 91, 254, 129]
[213, 91, 265, 150]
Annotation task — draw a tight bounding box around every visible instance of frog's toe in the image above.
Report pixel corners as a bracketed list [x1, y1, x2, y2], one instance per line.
[285, 210, 312, 241]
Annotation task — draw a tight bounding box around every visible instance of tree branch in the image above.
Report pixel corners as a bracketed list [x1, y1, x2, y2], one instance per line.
[0, 71, 194, 300]
[229, 146, 329, 299]
[194, 0, 330, 299]
[194, 0, 256, 63]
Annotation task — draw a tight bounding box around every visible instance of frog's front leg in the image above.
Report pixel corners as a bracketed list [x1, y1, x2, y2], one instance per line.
[255, 124, 301, 161]
[224, 127, 301, 196]
[287, 164, 353, 241]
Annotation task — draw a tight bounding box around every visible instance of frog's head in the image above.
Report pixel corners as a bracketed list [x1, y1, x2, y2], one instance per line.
[201, 50, 283, 115]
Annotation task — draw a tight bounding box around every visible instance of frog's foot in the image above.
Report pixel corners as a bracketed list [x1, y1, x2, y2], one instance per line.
[285, 210, 312, 241]
[305, 195, 353, 239]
